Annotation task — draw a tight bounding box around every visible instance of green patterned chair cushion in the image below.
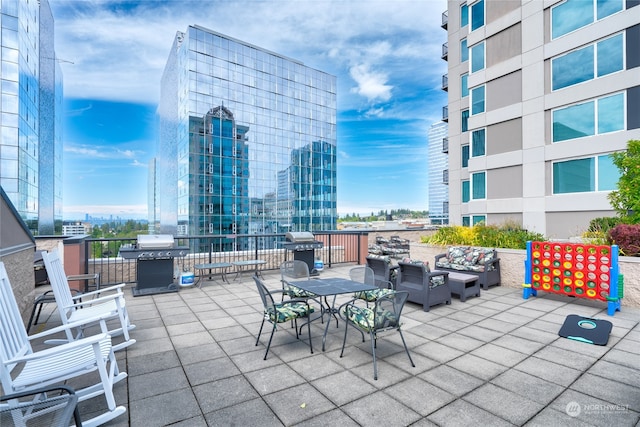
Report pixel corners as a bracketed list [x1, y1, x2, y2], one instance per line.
[283, 284, 317, 299]
[354, 288, 395, 302]
[430, 275, 446, 288]
[344, 305, 398, 332]
[266, 302, 314, 323]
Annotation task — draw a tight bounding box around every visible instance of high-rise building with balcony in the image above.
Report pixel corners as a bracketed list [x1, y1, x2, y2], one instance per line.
[0, 0, 63, 234]
[445, 0, 640, 238]
[157, 25, 337, 244]
[428, 122, 449, 225]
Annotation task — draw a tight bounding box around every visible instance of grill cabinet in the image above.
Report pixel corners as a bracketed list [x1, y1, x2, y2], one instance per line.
[119, 235, 189, 296]
[282, 232, 324, 276]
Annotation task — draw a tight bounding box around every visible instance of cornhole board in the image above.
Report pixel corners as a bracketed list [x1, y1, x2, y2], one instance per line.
[558, 314, 612, 346]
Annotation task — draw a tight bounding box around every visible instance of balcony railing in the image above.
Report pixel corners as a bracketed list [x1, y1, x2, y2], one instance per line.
[441, 42, 448, 60]
[442, 106, 449, 122]
[441, 11, 448, 29]
[442, 137, 449, 153]
[442, 74, 448, 91]
[80, 232, 368, 286]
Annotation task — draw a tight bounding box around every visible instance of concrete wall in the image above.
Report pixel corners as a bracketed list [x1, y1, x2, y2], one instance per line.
[1, 249, 38, 325]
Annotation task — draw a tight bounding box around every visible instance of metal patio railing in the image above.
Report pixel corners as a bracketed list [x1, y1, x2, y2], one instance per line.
[83, 231, 369, 286]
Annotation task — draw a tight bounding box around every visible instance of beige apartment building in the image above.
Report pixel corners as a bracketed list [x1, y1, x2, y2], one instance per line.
[444, 0, 640, 239]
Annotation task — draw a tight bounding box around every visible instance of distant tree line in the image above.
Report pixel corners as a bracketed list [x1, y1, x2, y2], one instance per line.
[91, 220, 148, 238]
[340, 209, 429, 222]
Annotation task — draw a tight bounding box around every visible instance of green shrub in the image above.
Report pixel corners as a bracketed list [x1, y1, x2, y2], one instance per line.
[588, 216, 622, 233]
[421, 221, 544, 249]
[581, 230, 609, 245]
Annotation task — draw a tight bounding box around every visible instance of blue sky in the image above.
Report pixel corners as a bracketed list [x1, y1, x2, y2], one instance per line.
[51, 0, 447, 220]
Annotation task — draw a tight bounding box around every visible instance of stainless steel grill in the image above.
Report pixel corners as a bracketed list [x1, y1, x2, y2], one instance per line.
[282, 231, 323, 275]
[282, 232, 324, 251]
[119, 235, 188, 260]
[118, 235, 189, 296]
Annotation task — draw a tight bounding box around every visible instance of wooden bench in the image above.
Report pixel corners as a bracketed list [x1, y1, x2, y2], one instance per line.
[194, 262, 233, 287]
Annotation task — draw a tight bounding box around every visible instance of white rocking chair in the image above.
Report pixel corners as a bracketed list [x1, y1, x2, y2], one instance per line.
[0, 262, 127, 427]
[41, 250, 136, 351]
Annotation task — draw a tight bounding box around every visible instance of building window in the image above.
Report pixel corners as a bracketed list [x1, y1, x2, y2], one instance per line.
[472, 215, 486, 225]
[443, 201, 449, 214]
[461, 39, 468, 62]
[471, 129, 486, 157]
[461, 73, 468, 98]
[471, 0, 485, 31]
[462, 180, 470, 202]
[471, 85, 485, 115]
[462, 216, 471, 226]
[472, 171, 486, 199]
[552, 93, 624, 142]
[461, 3, 469, 27]
[552, 0, 623, 39]
[552, 154, 619, 194]
[462, 144, 470, 168]
[551, 33, 623, 91]
[461, 109, 469, 132]
[597, 34, 624, 77]
[471, 42, 485, 73]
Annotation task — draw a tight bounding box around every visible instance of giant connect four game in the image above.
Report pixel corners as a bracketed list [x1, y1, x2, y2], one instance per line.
[523, 241, 622, 316]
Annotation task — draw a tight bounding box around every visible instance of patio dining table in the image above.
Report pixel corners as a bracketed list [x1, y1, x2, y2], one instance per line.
[289, 277, 377, 351]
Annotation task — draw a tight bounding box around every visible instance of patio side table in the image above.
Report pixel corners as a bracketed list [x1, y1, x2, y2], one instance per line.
[443, 271, 480, 302]
[232, 260, 267, 279]
[194, 262, 233, 286]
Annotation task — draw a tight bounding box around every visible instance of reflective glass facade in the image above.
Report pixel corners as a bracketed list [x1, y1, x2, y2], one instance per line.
[0, 0, 61, 234]
[158, 26, 337, 243]
[428, 122, 449, 225]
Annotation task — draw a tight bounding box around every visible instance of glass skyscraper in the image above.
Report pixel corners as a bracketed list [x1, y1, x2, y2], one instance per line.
[428, 122, 449, 225]
[157, 25, 337, 243]
[0, 0, 62, 234]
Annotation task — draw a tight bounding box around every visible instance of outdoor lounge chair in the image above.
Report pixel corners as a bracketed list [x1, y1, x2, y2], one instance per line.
[366, 255, 397, 288]
[42, 250, 136, 351]
[340, 290, 415, 380]
[0, 262, 126, 427]
[395, 261, 451, 311]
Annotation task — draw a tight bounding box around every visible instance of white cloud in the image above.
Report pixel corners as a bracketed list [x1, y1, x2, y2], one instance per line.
[65, 144, 144, 160]
[50, 0, 447, 104]
[129, 159, 146, 167]
[349, 63, 392, 102]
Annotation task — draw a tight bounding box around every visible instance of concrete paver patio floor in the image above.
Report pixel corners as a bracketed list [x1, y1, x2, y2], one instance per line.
[27, 264, 640, 426]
